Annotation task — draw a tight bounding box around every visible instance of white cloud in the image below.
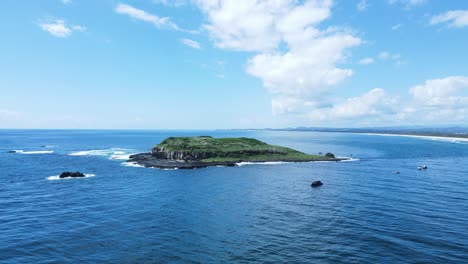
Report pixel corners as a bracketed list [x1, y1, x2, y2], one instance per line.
[195, 0, 361, 115]
[399, 76, 468, 123]
[181, 38, 201, 49]
[71, 25, 86, 32]
[357, 0, 368, 12]
[308, 88, 397, 121]
[115, 3, 175, 28]
[359, 57, 374, 65]
[115, 3, 195, 32]
[301, 76, 468, 125]
[378, 51, 402, 65]
[409, 76, 468, 106]
[430, 10, 468, 28]
[391, 23, 403, 30]
[378, 51, 390, 60]
[38, 19, 85, 38]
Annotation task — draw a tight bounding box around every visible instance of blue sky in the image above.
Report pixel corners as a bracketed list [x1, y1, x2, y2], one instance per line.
[1, 0, 467, 129]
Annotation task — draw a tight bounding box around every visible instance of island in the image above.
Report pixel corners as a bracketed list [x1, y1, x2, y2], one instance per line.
[126, 136, 347, 169]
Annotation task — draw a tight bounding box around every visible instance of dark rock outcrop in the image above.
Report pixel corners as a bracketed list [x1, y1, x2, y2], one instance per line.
[7, 150, 16, 153]
[151, 147, 287, 161]
[325, 152, 335, 158]
[59, 171, 85, 178]
[311, 180, 323, 187]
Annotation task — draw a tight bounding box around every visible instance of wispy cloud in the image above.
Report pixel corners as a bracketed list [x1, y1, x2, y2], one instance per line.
[430, 10, 468, 28]
[181, 38, 201, 49]
[357, 0, 368, 11]
[115, 3, 197, 33]
[38, 19, 86, 38]
[359, 57, 374, 65]
[388, 0, 427, 7]
[0, 109, 20, 120]
[391, 23, 403, 30]
[153, 0, 186, 7]
[61, 0, 72, 4]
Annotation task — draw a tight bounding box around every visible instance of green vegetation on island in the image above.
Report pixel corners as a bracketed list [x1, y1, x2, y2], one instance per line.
[153, 136, 330, 162]
[127, 136, 344, 169]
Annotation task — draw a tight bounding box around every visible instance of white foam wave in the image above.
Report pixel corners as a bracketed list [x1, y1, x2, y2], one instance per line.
[161, 168, 179, 170]
[236, 161, 290, 166]
[14, 150, 54, 154]
[236, 158, 358, 166]
[47, 174, 96, 180]
[69, 148, 136, 160]
[337, 157, 360, 162]
[121, 162, 145, 168]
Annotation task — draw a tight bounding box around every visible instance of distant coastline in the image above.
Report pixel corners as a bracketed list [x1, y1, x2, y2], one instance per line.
[364, 133, 468, 142]
[238, 127, 468, 140]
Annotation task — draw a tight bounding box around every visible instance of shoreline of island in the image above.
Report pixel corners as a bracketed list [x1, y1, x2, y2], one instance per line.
[126, 152, 349, 169]
[126, 136, 350, 169]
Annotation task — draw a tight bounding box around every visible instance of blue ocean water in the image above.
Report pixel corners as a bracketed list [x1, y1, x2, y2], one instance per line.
[1, 130, 467, 263]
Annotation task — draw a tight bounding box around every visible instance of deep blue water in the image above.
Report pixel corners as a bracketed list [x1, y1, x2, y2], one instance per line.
[1, 130, 468, 263]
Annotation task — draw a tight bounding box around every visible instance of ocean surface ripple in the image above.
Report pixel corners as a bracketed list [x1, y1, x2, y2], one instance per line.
[0, 130, 467, 263]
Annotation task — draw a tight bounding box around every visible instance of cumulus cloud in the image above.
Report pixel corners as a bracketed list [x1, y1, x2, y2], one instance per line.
[430, 10, 468, 28]
[181, 38, 201, 49]
[359, 57, 374, 65]
[195, 0, 361, 115]
[409, 76, 468, 106]
[296, 76, 468, 125]
[308, 88, 397, 121]
[38, 19, 85, 38]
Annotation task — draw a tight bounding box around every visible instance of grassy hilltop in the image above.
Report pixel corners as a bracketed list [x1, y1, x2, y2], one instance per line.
[153, 136, 330, 162]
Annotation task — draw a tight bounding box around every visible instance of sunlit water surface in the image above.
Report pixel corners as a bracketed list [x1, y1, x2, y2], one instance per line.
[1, 130, 467, 263]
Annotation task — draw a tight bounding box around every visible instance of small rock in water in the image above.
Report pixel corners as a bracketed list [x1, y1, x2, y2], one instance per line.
[59, 171, 85, 178]
[311, 180, 323, 187]
[7, 150, 16, 153]
[393, 171, 400, 174]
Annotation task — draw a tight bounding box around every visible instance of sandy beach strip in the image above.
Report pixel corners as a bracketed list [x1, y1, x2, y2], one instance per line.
[365, 133, 468, 142]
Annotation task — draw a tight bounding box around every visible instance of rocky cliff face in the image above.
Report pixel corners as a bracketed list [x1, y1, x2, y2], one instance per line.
[151, 146, 287, 161]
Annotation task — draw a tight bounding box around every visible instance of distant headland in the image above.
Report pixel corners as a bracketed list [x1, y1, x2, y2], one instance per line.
[127, 136, 346, 169]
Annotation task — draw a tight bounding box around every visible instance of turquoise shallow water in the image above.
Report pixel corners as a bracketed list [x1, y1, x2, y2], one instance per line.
[1, 130, 467, 263]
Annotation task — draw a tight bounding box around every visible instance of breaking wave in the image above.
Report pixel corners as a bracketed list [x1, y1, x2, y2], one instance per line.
[121, 162, 145, 168]
[68, 148, 136, 160]
[47, 174, 96, 180]
[236, 161, 290, 166]
[13, 150, 54, 154]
